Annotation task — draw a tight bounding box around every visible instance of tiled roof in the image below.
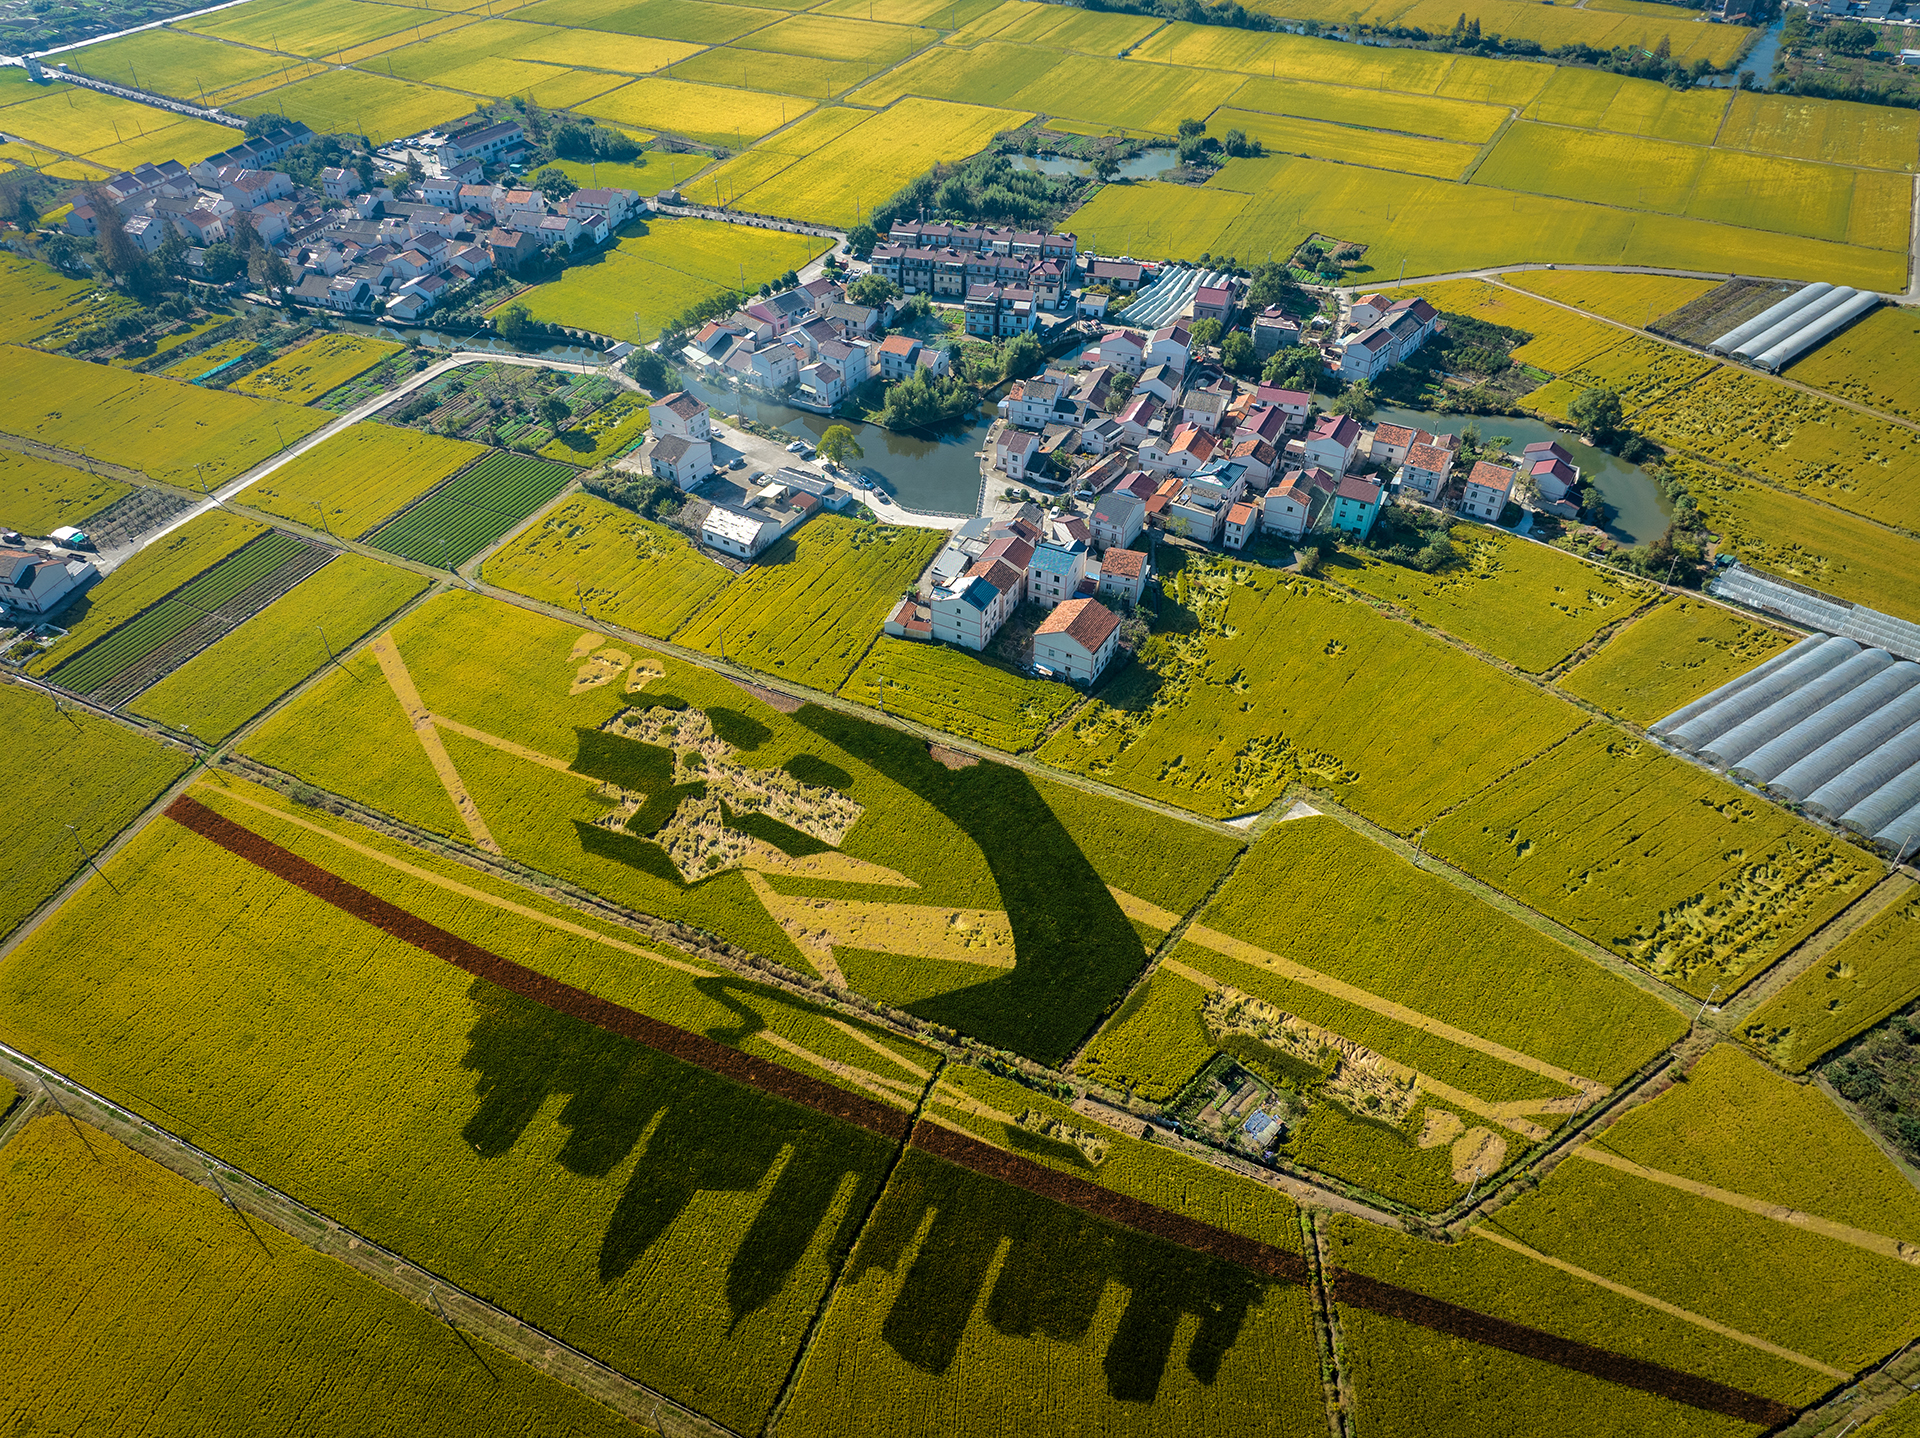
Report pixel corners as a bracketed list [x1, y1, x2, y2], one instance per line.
[1100, 547, 1145, 577]
[1036, 596, 1120, 650]
[1466, 460, 1516, 495]
[1405, 443, 1452, 471]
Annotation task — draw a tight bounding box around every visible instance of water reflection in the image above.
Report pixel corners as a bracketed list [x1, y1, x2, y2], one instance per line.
[683, 376, 991, 515]
[1371, 402, 1673, 546]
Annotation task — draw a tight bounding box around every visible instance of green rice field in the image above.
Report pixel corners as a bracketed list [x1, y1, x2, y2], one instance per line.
[367, 451, 575, 566]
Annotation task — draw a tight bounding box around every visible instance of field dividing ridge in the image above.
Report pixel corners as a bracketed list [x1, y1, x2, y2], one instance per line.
[369, 633, 500, 852]
[159, 792, 915, 1139]
[1569, 1144, 1920, 1264]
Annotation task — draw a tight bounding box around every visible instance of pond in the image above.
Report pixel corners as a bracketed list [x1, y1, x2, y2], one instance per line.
[682, 377, 993, 516]
[1370, 402, 1673, 547]
[1014, 148, 1178, 182]
[1699, 18, 1782, 85]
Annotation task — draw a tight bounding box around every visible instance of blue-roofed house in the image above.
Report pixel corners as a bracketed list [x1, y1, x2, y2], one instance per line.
[930, 575, 1003, 650]
[1026, 540, 1088, 609]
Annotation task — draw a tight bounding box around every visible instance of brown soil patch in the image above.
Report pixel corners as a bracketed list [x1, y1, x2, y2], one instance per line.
[570, 648, 630, 694]
[1451, 1127, 1507, 1183]
[929, 743, 978, 770]
[569, 631, 602, 659]
[1416, 1109, 1465, 1150]
[626, 655, 665, 692]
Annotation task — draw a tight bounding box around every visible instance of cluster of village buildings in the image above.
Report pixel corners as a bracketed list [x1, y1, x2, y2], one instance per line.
[63, 118, 642, 323]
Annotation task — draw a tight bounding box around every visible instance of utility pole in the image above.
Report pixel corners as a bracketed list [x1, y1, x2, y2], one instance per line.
[1694, 983, 1721, 1028]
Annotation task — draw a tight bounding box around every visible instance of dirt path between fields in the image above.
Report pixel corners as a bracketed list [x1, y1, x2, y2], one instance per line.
[369, 633, 500, 853]
[1471, 1227, 1851, 1379]
[1571, 1143, 1920, 1266]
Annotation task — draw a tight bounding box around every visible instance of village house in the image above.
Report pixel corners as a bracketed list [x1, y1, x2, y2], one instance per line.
[320, 167, 363, 200]
[929, 575, 1003, 650]
[1303, 414, 1363, 473]
[1091, 491, 1145, 550]
[0, 546, 96, 617]
[1261, 469, 1316, 538]
[1034, 598, 1121, 683]
[1252, 307, 1301, 356]
[1095, 545, 1146, 606]
[646, 434, 714, 488]
[1087, 259, 1145, 293]
[995, 426, 1042, 479]
[1182, 389, 1229, 434]
[701, 503, 786, 559]
[1192, 283, 1233, 325]
[1369, 423, 1420, 470]
[1087, 329, 1145, 376]
[649, 391, 711, 442]
[1027, 541, 1088, 608]
[1223, 500, 1257, 551]
[1147, 323, 1192, 374]
[1328, 476, 1384, 539]
[1523, 440, 1581, 502]
[1253, 384, 1313, 432]
[1229, 438, 1279, 489]
[1459, 460, 1516, 523]
[1400, 442, 1454, 503]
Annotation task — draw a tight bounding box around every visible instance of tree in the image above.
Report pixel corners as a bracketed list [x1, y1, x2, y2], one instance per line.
[1569, 385, 1624, 443]
[494, 302, 533, 343]
[1826, 18, 1877, 52]
[250, 248, 293, 295]
[624, 347, 673, 391]
[532, 166, 576, 200]
[538, 394, 571, 430]
[1263, 345, 1323, 391]
[1222, 128, 1262, 159]
[846, 222, 877, 254]
[85, 186, 142, 279]
[1177, 117, 1206, 141]
[1000, 332, 1042, 381]
[1103, 371, 1137, 412]
[846, 273, 900, 308]
[1221, 329, 1255, 374]
[1092, 153, 1120, 184]
[818, 424, 864, 467]
[1332, 380, 1375, 423]
[354, 154, 378, 192]
[1189, 317, 1223, 349]
[201, 241, 243, 283]
[15, 193, 36, 230]
[41, 233, 76, 272]
[242, 112, 285, 137]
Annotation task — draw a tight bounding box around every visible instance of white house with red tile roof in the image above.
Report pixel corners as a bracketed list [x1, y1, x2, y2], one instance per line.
[1303, 414, 1362, 473]
[1089, 328, 1145, 376]
[1223, 500, 1256, 550]
[1261, 469, 1314, 538]
[1400, 442, 1454, 502]
[1252, 384, 1313, 431]
[650, 391, 710, 442]
[1460, 460, 1516, 522]
[1095, 545, 1146, 604]
[1034, 597, 1121, 682]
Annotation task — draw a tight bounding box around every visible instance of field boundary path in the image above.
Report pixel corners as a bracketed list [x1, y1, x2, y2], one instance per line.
[0, 1039, 739, 1438]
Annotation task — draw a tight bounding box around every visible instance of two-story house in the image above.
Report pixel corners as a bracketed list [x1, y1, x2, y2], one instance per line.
[1459, 460, 1516, 523]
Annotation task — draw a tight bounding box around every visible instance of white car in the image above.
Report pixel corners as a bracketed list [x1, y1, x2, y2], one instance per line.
[786, 439, 807, 453]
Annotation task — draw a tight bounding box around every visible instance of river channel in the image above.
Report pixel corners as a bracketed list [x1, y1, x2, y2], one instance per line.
[1371, 402, 1673, 546]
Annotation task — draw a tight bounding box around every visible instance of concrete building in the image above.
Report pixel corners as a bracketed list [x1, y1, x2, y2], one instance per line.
[1034, 598, 1121, 683]
[1459, 461, 1516, 523]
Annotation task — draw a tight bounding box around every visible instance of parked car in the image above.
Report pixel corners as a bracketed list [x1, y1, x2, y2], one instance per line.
[729, 456, 746, 470]
[785, 439, 807, 453]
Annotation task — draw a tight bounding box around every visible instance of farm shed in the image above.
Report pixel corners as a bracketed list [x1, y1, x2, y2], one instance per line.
[1653, 633, 1920, 856]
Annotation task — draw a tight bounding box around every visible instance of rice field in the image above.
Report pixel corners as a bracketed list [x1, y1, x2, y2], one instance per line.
[0, 683, 191, 941]
[843, 638, 1082, 753]
[675, 519, 947, 692]
[506, 217, 825, 340]
[1126, 155, 1909, 291]
[1638, 368, 1920, 530]
[1523, 66, 1731, 144]
[540, 392, 651, 463]
[514, 0, 788, 46]
[949, 0, 1162, 52]
[0, 84, 235, 164]
[185, 0, 449, 57]
[669, 45, 871, 99]
[1555, 597, 1792, 725]
[733, 12, 940, 63]
[1785, 305, 1920, 422]
[0, 347, 330, 489]
[1065, 180, 1251, 265]
[373, 17, 703, 82]
[129, 553, 431, 740]
[0, 448, 128, 535]
[1676, 459, 1920, 626]
[63, 28, 284, 106]
[230, 68, 476, 144]
[241, 424, 489, 538]
[1741, 884, 1920, 1073]
[0, 255, 99, 346]
[1224, 74, 1509, 144]
[1205, 110, 1479, 180]
[1423, 723, 1882, 998]
[549, 148, 711, 195]
[812, 0, 1002, 24]
[1380, 277, 1624, 372]
[851, 43, 1242, 136]
[0, 1115, 639, 1437]
[1522, 335, 1718, 422]
[727, 97, 1030, 226]
[484, 492, 729, 637]
[1719, 89, 1920, 172]
[230, 334, 401, 405]
[582, 77, 809, 147]
[1505, 270, 1718, 327]
[25, 509, 266, 677]
[1372, 0, 1751, 64]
